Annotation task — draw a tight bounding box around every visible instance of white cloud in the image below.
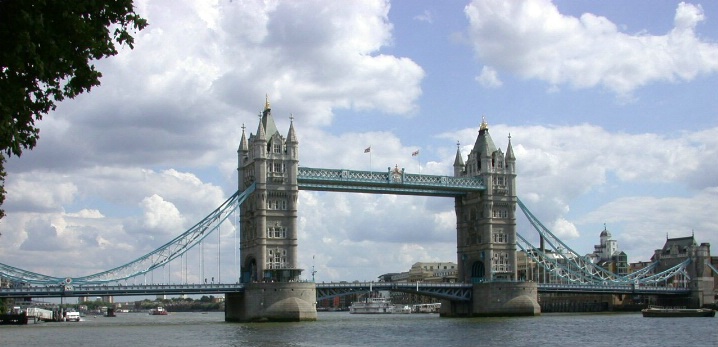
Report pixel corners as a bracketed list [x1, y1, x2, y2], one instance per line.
[139, 194, 186, 234]
[476, 65, 503, 88]
[414, 10, 433, 24]
[464, 0, 718, 96]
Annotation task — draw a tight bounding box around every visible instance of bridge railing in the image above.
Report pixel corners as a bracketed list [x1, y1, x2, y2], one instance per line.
[0, 283, 246, 298]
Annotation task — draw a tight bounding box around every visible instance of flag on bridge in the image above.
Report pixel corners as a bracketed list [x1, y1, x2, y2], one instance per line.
[412, 150, 419, 156]
[364, 146, 371, 153]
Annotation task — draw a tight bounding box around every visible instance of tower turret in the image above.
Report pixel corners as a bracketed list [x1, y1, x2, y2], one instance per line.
[453, 141, 465, 176]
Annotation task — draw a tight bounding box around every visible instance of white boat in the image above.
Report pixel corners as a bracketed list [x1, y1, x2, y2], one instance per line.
[349, 297, 395, 314]
[393, 305, 412, 314]
[413, 303, 441, 313]
[149, 307, 168, 315]
[65, 311, 81, 322]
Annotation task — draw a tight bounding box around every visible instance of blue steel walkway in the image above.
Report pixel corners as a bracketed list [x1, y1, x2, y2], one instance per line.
[297, 167, 485, 196]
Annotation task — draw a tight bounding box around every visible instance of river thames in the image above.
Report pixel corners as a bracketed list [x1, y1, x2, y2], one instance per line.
[1, 311, 716, 347]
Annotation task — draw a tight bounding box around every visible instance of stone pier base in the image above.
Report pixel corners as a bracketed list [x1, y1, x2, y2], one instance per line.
[225, 282, 317, 322]
[473, 282, 540, 316]
[441, 282, 541, 317]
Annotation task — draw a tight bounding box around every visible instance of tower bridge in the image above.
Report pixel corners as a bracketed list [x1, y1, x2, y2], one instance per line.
[1, 99, 714, 321]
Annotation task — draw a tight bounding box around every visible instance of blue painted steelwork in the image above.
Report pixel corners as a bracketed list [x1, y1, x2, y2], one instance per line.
[0, 283, 245, 298]
[708, 262, 718, 276]
[316, 282, 472, 301]
[537, 283, 690, 295]
[0, 183, 256, 286]
[516, 198, 691, 287]
[0, 280, 690, 299]
[297, 167, 485, 196]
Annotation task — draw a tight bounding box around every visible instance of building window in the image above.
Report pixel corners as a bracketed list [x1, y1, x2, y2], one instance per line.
[267, 248, 287, 269]
[492, 208, 508, 218]
[274, 143, 282, 153]
[493, 230, 506, 243]
[492, 252, 511, 272]
[267, 226, 287, 238]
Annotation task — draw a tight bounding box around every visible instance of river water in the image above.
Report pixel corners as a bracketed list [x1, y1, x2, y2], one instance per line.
[2, 311, 716, 347]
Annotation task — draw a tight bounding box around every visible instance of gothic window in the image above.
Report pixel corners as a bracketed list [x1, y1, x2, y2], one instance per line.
[274, 143, 282, 153]
[267, 225, 287, 238]
[491, 252, 511, 272]
[266, 248, 287, 269]
[492, 208, 508, 218]
[493, 229, 506, 243]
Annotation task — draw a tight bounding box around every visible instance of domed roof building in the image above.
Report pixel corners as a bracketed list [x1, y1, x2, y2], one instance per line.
[587, 224, 628, 276]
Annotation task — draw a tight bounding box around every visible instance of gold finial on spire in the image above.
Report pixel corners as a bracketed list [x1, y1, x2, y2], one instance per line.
[264, 94, 271, 110]
[480, 116, 489, 131]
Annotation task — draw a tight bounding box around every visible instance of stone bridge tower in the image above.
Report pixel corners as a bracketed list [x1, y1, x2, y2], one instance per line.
[237, 97, 301, 283]
[227, 98, 316, 322]
[453, 117, 517, 283]
[445, 117, 539, 317]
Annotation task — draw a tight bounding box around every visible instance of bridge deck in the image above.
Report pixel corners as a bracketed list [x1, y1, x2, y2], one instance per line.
[0, 281, 690, 298]
[297, 167, 485, 196]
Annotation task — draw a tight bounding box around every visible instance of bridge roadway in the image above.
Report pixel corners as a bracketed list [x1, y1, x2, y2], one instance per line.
[0, 282, 690, 299]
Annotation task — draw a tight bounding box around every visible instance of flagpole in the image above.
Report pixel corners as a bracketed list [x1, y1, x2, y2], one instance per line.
[365, 145, 372, 172]
[412, 149, 421, 173]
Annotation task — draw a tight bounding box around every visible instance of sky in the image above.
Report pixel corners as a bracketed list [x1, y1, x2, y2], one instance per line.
[1, 0, 717, 285]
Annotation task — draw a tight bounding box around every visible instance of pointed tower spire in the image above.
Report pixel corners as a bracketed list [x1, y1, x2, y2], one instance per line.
[287, 113, 298, 144]
[505, 133, 515, 161]
[260, 95, 279, 138]
[256, 111, 266, 140]
[453, 141, 465, 176]
[239, 124, 249, 152]
[472, 116, 497, 158]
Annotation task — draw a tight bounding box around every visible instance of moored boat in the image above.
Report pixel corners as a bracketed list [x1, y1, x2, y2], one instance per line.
[349, 297, 394, 314]
[393, 305, 412, 314]
[641, 306, 716, 317]
[65, 311, 81, 322]
[149, 307, 169, 315]
[413, 303, 441, 313]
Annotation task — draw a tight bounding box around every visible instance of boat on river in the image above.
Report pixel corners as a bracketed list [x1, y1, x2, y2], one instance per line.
[349, 297, 395, 314]
[149, 307, 169, 315]
[641, 306, 715, 317]
[65, 311, 81, 322]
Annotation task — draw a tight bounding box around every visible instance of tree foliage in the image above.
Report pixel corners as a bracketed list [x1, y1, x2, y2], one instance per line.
[0, 0, 147, 220]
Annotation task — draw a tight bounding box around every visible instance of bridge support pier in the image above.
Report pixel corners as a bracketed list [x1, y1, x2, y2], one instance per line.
[225, 282, 317, 322]
[652, 277, 715, 309]
[691, 277, 715, 308]
[441, 282, 540, 317]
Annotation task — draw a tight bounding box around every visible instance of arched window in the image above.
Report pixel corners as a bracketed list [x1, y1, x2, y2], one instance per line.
[471, 261, 485, 280]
